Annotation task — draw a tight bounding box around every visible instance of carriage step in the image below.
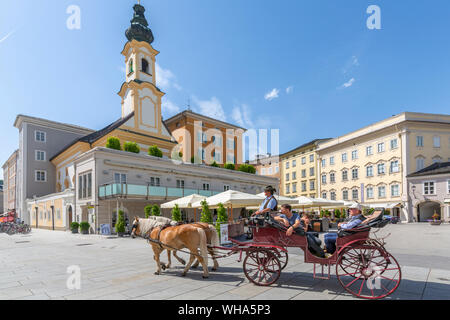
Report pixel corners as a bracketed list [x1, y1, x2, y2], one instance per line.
[313, 264, 331, 280]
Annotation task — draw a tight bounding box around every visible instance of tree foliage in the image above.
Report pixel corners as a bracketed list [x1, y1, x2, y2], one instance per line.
[238, 164, 256, 174]
[215, 203, 228, 235]
[144, 205, 152, 218]
[200, 200, 212, 223]
[124, 141, 140, 153]
[171, 204, 182, 222]
[106, 137, 121, 151]
[224, 163, 235, 170]
[148, 145, 163, 158]
[151, 204, 161, 217]
[115, 210, 126, 233]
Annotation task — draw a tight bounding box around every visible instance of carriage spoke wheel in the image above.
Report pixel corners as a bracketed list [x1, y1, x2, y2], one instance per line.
[336, 245, 401, 300]
[244, 249, 281, 286]
[274, 248, 289, 270]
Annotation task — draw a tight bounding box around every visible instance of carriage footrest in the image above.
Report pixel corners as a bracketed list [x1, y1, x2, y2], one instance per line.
[313, 264, 331, 280]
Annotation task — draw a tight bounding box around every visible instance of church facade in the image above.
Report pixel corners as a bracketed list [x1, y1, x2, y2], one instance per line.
[17, 3, 276, 232]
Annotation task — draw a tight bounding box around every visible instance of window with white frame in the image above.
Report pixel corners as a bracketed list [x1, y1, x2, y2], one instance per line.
[352, 168, 359, 180]
[342, 153, 348, 162]
[310, 167, 315, 176]
[78, 172, 92, 200]
[176, 180, 185, 189]
[35, 150, 46, 161]
[367, 187, 374, 199]
[330, 156, 335, 165]
[35, 170, 47, 182]
[275, 166, 279, 173]
[227, 138, 234, 150]
[416, 136, 424, 147]
[367, 166, 374, 177]
[322, 192, 327, 199]
[310, 154, 314, 163]
[352, 150, 358, 160]
[310, 181, 315, 191]
[377, 143, 385, 153]
[330, 172, 336, 183]
[292, 183, 297, 193]
[261, 168, 266, 175]
[416, 157, 425, 171]
[391, 184, 400, 197]
[286, 184, 290, 194]
[301, 157, 306, 165]
[322, 159, 326, 167]
[114, 173, 127, 184]
[433, 136, 441, 148]
[302, 169, 306, 178]
[322, 174, 327, 184]
[343, 190, 349, 200]
[342, 170, 348, 181]
[268, 167, 273, 175]
[286, 162, 290, 169]
[224, 185, 230, 191]
[35, 131, 46, 142]
[286, 173, 290, 181]
[292, 160, 297, 167]
[352, 189, 359, 200]
[390, 160, 399, 173]
[302, 182, 307, 192]
[203, 183, 210, 191]
[292, 171, 297, 180]
[377, 163, 385, 175]
[390, 139, 398, 150]
[366, 146, 373, 156]
[150, 177, 160, 187]
[378, 186, 386, 198]
[423, 181, 435, 195]
[330, 191, 336, 200]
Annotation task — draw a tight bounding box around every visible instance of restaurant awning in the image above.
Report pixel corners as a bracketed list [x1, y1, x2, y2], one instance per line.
[161, 194, 207, 209]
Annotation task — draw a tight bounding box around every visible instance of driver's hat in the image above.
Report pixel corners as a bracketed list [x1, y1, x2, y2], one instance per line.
[264, 186, 276, 194]
[349, 202, 362, 211]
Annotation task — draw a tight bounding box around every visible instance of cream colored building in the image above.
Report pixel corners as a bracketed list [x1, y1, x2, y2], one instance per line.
[317, 112, 450, 222]
[280, 139, 330, 198]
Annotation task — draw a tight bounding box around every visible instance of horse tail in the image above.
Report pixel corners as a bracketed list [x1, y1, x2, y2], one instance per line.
[197, 228, 208, 266]
[209, 225, 220, 248]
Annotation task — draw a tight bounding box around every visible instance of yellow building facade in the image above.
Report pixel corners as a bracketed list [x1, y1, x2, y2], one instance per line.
[317, 112, 450, 222]
[280, 139, 330, 198]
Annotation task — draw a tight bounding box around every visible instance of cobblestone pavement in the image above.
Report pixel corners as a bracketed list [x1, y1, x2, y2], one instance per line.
[1, 224, 450, 300]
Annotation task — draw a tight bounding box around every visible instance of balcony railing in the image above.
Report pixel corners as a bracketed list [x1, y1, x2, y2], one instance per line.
[98, 183, 222, 200]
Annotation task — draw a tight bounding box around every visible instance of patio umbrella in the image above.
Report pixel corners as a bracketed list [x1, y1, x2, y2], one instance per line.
[192, 190, 264, 221]
[256, 193, 298, 205]
[161, 194, 207, 222]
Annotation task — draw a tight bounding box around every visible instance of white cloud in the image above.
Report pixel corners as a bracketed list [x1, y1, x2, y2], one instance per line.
[192, 96, 227, 120]
[232, 104, 254, 128]
[0, 30, 15, 44]
[156, 63, 181, 91]
[342, 78, 355, 88]
[352, 55, 359, 67]
[264, 88, 279, 101]
[162, 99, 181, 118]
[286, 86, 294, 94]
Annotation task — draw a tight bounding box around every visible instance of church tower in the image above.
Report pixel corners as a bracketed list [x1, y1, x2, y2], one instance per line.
[118, 3, 169, 139]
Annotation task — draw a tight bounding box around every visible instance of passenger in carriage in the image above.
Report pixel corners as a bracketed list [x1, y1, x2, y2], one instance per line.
[274, 204, 301, 236]
[324, 203, 364, 255]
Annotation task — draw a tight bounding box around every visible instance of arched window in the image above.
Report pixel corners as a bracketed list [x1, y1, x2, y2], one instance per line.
[128, 59, 134, 74]
[142, 58, 149, 74]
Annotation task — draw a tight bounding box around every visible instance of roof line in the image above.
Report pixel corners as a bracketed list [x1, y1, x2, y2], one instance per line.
[164, 109, 247, 131]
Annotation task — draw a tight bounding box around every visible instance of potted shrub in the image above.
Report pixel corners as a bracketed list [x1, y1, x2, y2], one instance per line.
[70, 222, 80, 234]
[144, 205, 152, 218]
[171, 204, 182, 223]
[116, 210, 126, 237]
[429, 212, 442, 226]
[151, 205, 161, 217]
[79, 222, 90, 235]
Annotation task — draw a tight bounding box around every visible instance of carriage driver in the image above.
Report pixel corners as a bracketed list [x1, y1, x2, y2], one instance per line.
[253, 186, 278, 216]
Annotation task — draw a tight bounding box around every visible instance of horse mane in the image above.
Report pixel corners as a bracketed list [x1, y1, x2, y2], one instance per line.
[138, 216, 177, 235]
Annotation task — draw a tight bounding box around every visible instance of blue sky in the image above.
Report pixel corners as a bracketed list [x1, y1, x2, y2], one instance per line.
[1, 0, 450, 179]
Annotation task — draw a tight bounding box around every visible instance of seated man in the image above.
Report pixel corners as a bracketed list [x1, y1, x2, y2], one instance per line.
[324, 203, 365, 255]
[300, 213, 313, 232]
[274, 204, 300, 236]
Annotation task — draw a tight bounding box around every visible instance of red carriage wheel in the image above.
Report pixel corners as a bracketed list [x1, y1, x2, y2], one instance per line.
[274, 248, 289, 270]
[243, 249, 281, 286]
[336, 245, 401, 300]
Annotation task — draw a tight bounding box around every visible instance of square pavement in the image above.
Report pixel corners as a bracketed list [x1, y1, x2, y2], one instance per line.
[1, 224, 450, 300]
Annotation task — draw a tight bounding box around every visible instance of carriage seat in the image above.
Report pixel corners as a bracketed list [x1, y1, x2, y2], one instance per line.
[338, 208, 389, 237]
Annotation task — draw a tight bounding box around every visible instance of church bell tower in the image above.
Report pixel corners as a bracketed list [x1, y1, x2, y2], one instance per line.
[118, 2, 166, 137]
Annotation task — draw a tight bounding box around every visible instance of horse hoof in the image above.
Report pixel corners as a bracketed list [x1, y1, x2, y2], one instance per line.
[212, 268, 217, 272]
[202, 275, 209, 279]
[154, 272, 160, 275]
[181, 260, 186, 265]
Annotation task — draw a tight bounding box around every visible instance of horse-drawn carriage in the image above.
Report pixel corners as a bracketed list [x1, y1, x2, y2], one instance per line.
[214, 208, 401, 300]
